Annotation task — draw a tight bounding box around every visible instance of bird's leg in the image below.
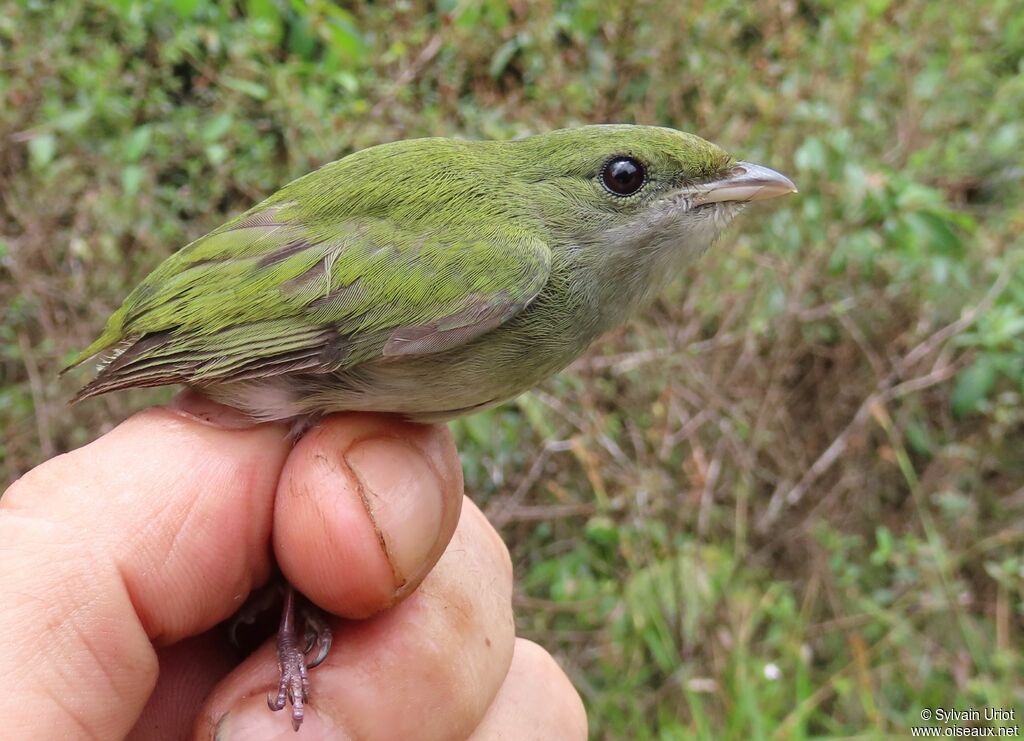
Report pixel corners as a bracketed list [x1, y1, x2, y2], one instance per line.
[229, 577, 333, 731]
[287, 412, 323, 441]
[268, 585, 319, 728]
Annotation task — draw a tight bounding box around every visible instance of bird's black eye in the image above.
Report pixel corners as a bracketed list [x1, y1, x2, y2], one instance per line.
[601, 156, 646, 196]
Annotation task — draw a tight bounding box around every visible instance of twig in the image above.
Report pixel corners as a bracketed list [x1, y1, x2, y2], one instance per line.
[756, 267, 1013, 532]
[369, 35, 443, 119]
[898, 266, 1012, 372]
[493, 502, 596, 524]
[17, 331, 55, 459]
[486, 438, 573, 527]
[580, 332, 741, 374]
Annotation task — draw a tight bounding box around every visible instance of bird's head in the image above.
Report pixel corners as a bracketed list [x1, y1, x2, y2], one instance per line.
[504, 124, 796, 258]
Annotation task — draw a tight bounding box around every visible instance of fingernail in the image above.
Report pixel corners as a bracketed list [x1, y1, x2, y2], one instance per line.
[168, 389, 258, 429]
[344, 437, 445, 592]
[215, 697, 352, 740]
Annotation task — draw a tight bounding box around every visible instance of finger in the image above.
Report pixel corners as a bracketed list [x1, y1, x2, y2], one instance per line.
[200, 500, 516, 740]
[273, 413, 464, 618]
[125, 632, 236, 741]
[469, 639, 588, 740]
[0, 393, 290, 739]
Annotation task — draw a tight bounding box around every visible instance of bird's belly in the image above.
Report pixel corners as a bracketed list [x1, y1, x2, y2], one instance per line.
[322, 334, 588, 421]
[204, 329, 591, 424]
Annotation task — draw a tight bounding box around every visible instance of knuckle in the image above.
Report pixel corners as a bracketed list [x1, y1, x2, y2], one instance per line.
[515, 639, 588, 738]
[2, 453, 75, 510]
[464, 502, 514, 585]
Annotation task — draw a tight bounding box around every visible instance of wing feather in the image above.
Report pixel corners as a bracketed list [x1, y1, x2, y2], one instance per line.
[70, 207, 550, 401]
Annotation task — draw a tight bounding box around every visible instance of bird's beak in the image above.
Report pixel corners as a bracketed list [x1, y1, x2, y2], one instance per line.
[691, 162, 797, 205]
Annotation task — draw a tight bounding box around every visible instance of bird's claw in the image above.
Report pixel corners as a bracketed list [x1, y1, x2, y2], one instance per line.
[267, 586, 333, 730]
[302, 607, 332, 669]
[268, 632, 311, 732]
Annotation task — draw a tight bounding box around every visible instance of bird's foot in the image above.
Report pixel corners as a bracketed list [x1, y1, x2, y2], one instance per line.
[267, 585, 333, 731]
[268, 628, 310, 731]
[301, 603, 333, 670]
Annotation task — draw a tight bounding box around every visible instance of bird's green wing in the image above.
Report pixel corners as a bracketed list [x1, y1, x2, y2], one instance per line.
[69, 204, 551, 400]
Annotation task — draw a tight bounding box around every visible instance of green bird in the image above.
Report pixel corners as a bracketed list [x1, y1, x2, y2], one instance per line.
[66, 124, 795, 729]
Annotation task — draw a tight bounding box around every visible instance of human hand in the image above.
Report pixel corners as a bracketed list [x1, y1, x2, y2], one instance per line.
[0, 393, 587, 739]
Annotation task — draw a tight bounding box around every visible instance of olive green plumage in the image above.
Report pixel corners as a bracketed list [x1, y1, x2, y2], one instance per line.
[68, 125, 792, 422]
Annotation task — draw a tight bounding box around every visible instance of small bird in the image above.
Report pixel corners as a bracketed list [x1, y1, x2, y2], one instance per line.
[66, 124, 795, 729]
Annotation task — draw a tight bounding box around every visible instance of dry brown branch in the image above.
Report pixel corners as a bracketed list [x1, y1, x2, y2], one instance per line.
[757, 266, 1014, 532]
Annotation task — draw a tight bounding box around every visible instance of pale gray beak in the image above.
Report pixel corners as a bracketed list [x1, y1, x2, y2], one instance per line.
[691, 161, 797, 205]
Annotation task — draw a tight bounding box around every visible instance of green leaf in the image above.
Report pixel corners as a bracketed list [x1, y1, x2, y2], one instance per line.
[905, 211, 963, 255]
[490, 38, 520, 78]
[904, 419, 934, 457]
[325, 16, 366, 62]
[222, 77, 269, 100]
[246, 0, 280, 22]
[28, 134, 56, 169]
[951, 355, 997, 418]
[123, 126, 152, 162]
[794, 137, 826, 174]
[585, 516, 620, 547]
[516, 393, 556, 438]
[205, 143, 228, 165]
[107, 0, 137, 16]
[202, 113, 234, 142]
[335, 71, 359, 93]
[170, 0, 202, 16]
[121, 164, 144, 195]
[49, 108, 91, 132]
[870, 526, 893, 565]
[453, 4, 482, 29]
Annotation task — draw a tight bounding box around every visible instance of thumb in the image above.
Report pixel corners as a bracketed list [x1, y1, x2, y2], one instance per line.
[0, 397, 290, 739]
[273, 413, 465, 618]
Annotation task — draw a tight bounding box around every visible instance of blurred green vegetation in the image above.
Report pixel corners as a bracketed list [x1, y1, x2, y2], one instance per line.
[2, 0, 1022, 737]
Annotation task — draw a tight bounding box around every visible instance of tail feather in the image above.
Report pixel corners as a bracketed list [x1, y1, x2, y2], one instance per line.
[69, 323, 339, 403]
[61, 307, 130, 376]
